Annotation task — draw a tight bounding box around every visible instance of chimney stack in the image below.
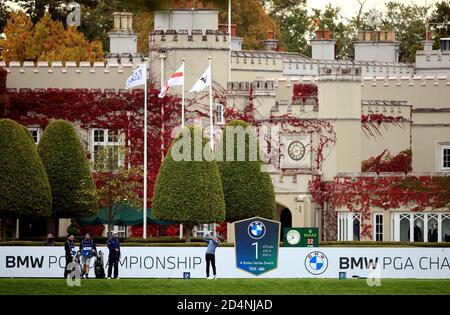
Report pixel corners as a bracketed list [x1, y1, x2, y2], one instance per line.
[263, 30, 279, 51]
[422, 31, 433, 52]
[108, 12, 138, 56]
[311, 29, 336, 60]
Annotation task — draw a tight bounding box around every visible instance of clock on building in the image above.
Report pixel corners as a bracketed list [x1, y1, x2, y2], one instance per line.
[287, 140, 306, 161]
[286, 229, 301, 245]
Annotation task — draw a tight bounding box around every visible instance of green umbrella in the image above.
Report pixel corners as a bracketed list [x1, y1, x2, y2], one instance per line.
[79, 205, 175, 226]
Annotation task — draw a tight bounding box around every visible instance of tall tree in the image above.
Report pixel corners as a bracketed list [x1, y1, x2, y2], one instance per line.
[262, 0, 308, 53]
[1, 12, 104, 62]
[309, 4, 355, 60]
[381, 2, 428, 62]
[0, 11, 33, 62]
[0, 119, 52, 239]
[38, 120, 98, 218]
[220, 0, 279, 50]
[217, 120, 275, 222]
[431, 1, 450, 47]
[153, 125, 225, 242]
[94, 146, 141, 234]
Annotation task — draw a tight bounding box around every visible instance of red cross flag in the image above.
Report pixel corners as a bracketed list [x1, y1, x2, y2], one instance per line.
[158, 63, 184, 98]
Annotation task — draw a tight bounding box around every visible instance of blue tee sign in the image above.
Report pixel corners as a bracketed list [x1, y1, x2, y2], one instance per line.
[234, 217, 280, 276]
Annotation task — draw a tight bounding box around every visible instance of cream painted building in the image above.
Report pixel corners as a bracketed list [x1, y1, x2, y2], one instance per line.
[1, 5, 450, 243]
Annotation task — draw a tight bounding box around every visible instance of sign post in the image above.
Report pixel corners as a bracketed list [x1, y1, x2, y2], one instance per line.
[234, 217, 280, 276]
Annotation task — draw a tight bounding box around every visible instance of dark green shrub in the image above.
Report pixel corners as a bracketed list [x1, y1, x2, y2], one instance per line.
[153, 125, 225, 242]
[38, 120, 97, 218]
[218, 120, 275, 222]
[0, 119, 52, 218]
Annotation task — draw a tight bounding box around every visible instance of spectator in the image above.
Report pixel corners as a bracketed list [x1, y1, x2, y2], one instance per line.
[64, 235, 76, 278]
[43, 233, 55, 246]
[79, 233, 96, 279]
[107, 232, 121, 279]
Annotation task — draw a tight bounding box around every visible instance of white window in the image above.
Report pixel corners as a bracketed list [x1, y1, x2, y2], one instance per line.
[28, 127, 41, 144]
[392, 212, 450, 242]
[216, 103, 224, 125]
[194, 223, 216, 238]
[105, 225, 127, 238]
[437, 142, 450, 171]
[337, 212, 361, 241]
[91, 129, 123, 170]
[373, 213, 384, 242]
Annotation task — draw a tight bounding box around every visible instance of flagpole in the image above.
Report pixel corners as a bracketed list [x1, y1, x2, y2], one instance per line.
[209, 56, 214, 151]
[143, 62, 148, 240]
[160, 53, 165, 162]
[182, 57, 185, 128]
[228, 0, 232, 82]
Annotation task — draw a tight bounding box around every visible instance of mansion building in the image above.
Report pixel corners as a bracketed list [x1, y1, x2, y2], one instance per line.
[1, 4, 450, 243]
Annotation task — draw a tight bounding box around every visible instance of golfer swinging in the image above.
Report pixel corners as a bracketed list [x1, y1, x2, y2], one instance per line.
[204, 231, 222, 279]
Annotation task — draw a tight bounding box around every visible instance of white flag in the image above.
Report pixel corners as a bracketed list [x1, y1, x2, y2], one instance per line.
[125, 63, 146, 89]
[158, 64, 185, 98]
[189, 66, 211, 93]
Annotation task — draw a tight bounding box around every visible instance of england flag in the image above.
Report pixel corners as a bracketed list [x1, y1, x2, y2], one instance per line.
[125, 63, 146, 89]
[158, 64, 184, 98]
[189, 66, 211, 93]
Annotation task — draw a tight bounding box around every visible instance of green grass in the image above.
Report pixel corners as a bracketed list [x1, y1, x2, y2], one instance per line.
[0, 278, 449, 295]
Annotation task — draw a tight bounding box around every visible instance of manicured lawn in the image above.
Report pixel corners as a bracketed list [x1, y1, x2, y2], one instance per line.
[0, 278, 449, 295]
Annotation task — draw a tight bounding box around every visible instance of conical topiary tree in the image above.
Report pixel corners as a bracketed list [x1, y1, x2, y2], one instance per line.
[38, 120, 98, 218]
[153, 125, 225, 242]
[218, 119, 275, 222]
[0, 119, 52, 238]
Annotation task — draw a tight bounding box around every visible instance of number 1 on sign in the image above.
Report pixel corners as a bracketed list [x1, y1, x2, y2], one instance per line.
[252, 242, 258, 259]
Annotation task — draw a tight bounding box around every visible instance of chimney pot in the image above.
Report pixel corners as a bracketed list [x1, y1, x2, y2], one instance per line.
[426, 31, 432, 41]
[185, 0, 193, 9]
[267, 30, 274, 40]
[316, 30, 322, 40]
[172, 0, 181, 8]
[324, 29, 331, 40]
[197, 0, 204, 8]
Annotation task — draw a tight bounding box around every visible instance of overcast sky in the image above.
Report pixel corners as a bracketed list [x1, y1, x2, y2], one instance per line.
[307, 0, 446, 19]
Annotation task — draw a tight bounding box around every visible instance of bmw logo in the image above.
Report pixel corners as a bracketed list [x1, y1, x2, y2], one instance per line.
[305, 251, 328, 275]
[248, 221, 266, 240]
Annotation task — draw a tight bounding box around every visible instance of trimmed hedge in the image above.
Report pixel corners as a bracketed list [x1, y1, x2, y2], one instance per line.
[0, 119, 52, 218]
[153, 125, 225, 225]
[38, 120, 98, 218]
[218, 120, 275, 222]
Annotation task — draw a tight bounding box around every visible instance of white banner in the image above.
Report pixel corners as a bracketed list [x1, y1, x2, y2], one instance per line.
[0, 246, 449, 279]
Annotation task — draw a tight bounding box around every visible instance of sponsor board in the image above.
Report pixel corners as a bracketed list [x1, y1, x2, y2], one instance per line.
[234, 217, 280, 276]
[0, 247, 449, 279]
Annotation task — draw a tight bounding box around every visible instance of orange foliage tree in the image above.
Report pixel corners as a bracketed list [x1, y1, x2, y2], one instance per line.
[1, 11, 104, 63]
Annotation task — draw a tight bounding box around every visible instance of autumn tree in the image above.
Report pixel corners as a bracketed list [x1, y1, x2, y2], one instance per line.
[1, 12, 104, 63]
[220, 0, 279, 50]
[134, 11, 154, 55]
[0, 11, 33, 62]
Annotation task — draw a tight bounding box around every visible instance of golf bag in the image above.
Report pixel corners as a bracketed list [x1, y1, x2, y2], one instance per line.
[94, 251, 106, 279]
[66, 251, 82, 279]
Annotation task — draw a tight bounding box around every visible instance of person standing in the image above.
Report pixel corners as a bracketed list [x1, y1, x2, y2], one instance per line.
[64, 235, 76, 278]
[204, 231, 221, 279]
[79, 233, 96, 279]
[43, 233, 55, 246]
[107, 232, 121, 279]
